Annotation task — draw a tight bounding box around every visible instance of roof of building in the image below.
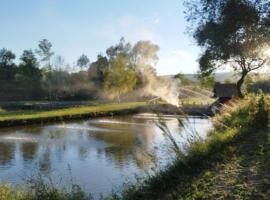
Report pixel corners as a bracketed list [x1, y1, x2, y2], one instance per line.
[213, 83, 239, 98]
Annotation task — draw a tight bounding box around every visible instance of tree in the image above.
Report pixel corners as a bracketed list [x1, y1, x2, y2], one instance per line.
[0, 49, 15, 65]
[185, 0, 270, 97]
[104, 55, 136, 102]
[0, 49, 17, 98]
[17, 50, 42, 98]
[130, 41, 159, 87]
[77, 54, 90, 70]
[198, 74, 215, 89]
[53, 55, 65, 71]
[106, 37, 132, 60]
[36, 39, 54, 70]
[0, 49, 16, 82]
[88, 54, 108, 84]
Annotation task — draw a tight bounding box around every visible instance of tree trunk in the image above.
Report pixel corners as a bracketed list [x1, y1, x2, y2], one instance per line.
[117, 93, 121, 103]
[236, 71, 248, 98]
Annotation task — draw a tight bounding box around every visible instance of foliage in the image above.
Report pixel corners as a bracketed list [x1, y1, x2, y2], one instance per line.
[77, 54, 90, 70]
[106, 37, 132, 60]
[0, 38, 161, 101]
[185, 0, 270, 97]
[247, 78, 270, 94]
[36, 39, 54, 70]
[104, 55, 137, 102]
[16, 50, 43, 99]
[0, 180, 93, 200]
[130, 40, 159, 88]
[251, 92, 269, 129]
[88, 54, 109, 84]
[198, 73, 215, 89]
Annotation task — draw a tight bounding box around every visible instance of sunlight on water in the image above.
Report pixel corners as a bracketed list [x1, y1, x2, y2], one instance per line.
[0, 114, 212, 198]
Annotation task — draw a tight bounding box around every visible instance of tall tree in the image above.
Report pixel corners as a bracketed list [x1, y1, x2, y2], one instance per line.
[185, 0, 270, 97]
[36, 39, 54, 71]
[77, 54, 90, 70]
[131, 41, 159, 86]
[17, 50, 42, 98]
[0, 49, 16, 82]
[88, 54, 108, 84]
[104, 55, 136, 102]
[106, 37, 132, 60]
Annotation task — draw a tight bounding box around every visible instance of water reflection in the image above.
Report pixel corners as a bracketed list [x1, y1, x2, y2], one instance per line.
[21, 142, 37, 161]
[0, 114, 212, 197]
[0, 142, 15, 166]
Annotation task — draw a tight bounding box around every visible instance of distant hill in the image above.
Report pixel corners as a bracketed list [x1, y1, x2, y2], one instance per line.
[161, 72, 238, 83]
[161, 72, 269, 84]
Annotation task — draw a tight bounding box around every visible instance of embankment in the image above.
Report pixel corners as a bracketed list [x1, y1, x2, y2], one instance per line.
[0, 102, 211, 128]
[110, 95, 269, 200]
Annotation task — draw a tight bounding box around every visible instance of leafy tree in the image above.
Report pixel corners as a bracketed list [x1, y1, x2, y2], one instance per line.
[0, 49, 17, 99]
[131, 40, 159, 66]
[77, 54, 90, 70]
[36, 39, 54, 70]
[130, 41, 159, 87]
[0, 49, 16, 82]
[104, 55, 136, 102]
[106, 37, 132, 60]
[53, 55, 65, 71]
[198, 74, 215, 89]
[17, 50, 42, 98]
[0, 49, 15, 65]
[88, 54, 108, 84]
[185, 0, 270, 97]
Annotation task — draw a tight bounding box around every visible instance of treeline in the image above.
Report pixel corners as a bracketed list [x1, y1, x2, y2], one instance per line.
[0, 38, 159, 101]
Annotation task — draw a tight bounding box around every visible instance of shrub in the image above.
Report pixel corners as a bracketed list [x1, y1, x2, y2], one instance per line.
[251, 91, 269, 130]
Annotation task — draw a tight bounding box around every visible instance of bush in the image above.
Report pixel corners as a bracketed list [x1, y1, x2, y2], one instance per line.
[251, 91, 269, 130]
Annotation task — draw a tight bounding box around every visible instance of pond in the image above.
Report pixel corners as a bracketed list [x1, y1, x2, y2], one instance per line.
[0, 113, 212, 198]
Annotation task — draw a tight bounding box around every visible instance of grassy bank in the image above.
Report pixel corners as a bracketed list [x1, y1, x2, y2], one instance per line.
[0, 101, 213, 128]
[0, 102, 147, 127]
[108, 94, 270, 200]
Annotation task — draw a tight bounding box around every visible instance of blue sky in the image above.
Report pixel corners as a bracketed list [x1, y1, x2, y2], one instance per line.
[0, 0, 201, 75]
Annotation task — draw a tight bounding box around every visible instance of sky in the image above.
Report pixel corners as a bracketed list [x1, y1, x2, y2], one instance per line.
[0, 0, 201, 75]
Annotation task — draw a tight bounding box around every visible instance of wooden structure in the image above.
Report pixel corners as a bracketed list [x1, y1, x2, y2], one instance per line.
[213, 82, 239, 104]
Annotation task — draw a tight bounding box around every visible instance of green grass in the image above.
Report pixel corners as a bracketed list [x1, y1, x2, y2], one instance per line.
[106, 94, 270, 200]
[179, 97, 214, 105]
[0, 102, 147, 122]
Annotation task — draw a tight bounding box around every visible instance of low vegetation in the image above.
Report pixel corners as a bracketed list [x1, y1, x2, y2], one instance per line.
[0, 102, 147, 127]
[107, 93, 270, 199]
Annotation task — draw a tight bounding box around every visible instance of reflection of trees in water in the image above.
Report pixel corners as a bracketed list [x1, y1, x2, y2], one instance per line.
[91, 120, 158, 170]
[0, 126, 44, 135]
[38, 146, 51, 174]
[78, 146, 89, 161]
[21, 142, 38, 161]
[0, 142, 15, 166]
[47, 129, 66, 139]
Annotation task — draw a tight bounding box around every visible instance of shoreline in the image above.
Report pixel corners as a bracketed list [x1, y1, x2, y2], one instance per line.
[0, 102, 211, 128]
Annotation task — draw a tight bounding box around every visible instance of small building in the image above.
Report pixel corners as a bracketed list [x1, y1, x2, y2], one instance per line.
[213, 82, 239, 104]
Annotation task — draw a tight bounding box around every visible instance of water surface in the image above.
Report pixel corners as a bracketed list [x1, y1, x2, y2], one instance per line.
[0, 113, 212, 197]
